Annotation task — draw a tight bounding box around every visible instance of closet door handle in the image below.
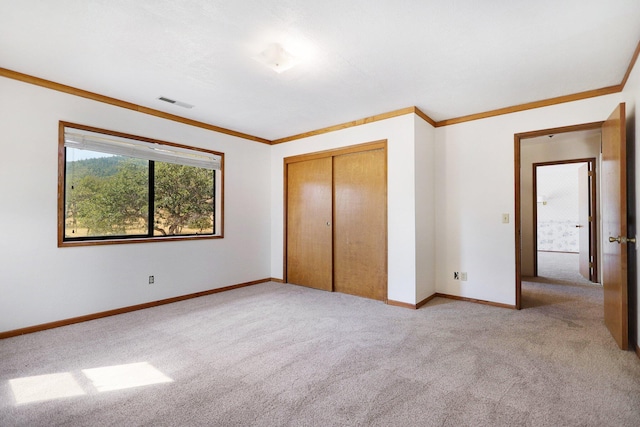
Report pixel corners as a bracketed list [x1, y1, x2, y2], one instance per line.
[326, 221, 331, 226]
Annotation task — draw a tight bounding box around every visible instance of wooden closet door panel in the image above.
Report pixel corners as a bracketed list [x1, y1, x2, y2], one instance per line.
[286, 157, 333, 291]
[333, 149, 387, 301]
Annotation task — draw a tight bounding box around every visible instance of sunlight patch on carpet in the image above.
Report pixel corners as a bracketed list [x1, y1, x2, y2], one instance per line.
[82, 362, 173, 392]
[10, 372, 85, 404]
[9, 362, 173, 405]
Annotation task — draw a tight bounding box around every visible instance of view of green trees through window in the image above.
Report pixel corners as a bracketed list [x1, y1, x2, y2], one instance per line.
[65, 148, 215, 239]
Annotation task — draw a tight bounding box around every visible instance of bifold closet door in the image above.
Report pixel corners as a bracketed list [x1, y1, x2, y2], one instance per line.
[286, 157, 333, 291]
[333, 148, 386, 301]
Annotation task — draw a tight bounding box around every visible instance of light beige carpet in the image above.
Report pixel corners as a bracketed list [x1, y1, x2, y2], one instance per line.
[535, 251, 595, 285]
[1, 279, 639, 426]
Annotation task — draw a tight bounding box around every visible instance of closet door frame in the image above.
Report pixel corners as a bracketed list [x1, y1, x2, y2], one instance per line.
[283, 140, 388, 299]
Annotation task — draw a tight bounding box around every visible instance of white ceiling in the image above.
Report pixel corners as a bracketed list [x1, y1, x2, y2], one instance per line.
[1, 0, 639, 141]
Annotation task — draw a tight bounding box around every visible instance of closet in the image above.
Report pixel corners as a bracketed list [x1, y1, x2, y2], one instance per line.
[284, 140, 387, 301]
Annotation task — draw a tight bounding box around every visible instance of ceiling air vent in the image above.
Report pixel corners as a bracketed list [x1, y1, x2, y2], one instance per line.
[158, 96, 194, 109]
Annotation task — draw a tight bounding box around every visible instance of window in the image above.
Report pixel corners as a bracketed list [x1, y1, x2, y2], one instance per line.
[58, 122, 223, 246]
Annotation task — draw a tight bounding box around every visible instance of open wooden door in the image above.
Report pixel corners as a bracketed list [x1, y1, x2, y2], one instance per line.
[578, 164, 591, 280]
[578, 162, 598, 282]
[601, 103, 628, 350]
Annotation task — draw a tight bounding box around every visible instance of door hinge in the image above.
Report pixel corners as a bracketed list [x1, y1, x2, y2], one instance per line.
[588, 171, 595, 177]
[589, 262, 594, 268]
[589, 216, 593, 222]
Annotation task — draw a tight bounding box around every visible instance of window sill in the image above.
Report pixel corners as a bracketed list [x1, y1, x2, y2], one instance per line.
[58, 234, 223, 248]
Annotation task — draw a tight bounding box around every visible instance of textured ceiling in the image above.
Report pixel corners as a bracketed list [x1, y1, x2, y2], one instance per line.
[1, 0, 639, 141]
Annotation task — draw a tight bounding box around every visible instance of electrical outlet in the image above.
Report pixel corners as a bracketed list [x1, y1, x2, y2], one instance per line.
[149, 275, 154, 284]
[454, 272, 459, 280]
[460, 272, 467, 281]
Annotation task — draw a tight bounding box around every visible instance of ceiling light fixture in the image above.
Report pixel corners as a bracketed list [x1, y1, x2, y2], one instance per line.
[253, 43, 299, 74]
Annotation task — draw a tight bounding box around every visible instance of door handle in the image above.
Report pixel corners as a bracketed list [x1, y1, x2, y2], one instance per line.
[609, 236, 637, 244]
[575, 225, 583, 228]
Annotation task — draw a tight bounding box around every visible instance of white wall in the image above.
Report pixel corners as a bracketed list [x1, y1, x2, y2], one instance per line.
[3, 59, 639, 343]
[520, 135, 601, 275]
[415, 115, 436, 302]
[270, 113, 423, 305]
[0, 77, 272, 333]
[434, 92, 626, 306]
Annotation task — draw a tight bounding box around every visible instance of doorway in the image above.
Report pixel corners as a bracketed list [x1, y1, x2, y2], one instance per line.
[514, 104, 630, 350]
[533, 159, 598, 284]
[514, 122, 603, 309]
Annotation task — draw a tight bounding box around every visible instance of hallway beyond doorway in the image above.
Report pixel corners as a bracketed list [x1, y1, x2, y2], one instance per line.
[533, 251, 597, 286]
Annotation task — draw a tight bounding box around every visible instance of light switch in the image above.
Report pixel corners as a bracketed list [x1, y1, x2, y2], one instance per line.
[502, 213, 509, 224]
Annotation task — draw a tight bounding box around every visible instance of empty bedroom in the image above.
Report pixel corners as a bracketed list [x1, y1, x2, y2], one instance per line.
[1, 1, 640, 425]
